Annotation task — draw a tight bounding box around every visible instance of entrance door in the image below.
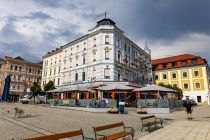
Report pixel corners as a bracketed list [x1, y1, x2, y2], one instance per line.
[197, 96, 202, 103]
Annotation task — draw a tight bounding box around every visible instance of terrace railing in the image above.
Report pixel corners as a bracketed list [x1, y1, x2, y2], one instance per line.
[49, 99, 117, 108]
[137, 99, 183, 108]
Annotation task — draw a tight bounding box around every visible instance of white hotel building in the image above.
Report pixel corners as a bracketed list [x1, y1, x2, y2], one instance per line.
[41, 18, 152, 89]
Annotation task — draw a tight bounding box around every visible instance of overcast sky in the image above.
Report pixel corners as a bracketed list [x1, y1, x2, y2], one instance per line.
[0, 0, 210, 63]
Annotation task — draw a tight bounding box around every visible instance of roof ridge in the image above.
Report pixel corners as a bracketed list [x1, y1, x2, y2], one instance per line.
[152, 54, 201, 65]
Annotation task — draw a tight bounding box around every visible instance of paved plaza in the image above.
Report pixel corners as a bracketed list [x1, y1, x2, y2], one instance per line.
[139, 120, 210, 140]
[0, 103, 210, 140]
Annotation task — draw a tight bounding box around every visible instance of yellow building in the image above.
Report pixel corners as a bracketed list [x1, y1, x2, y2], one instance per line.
[152, 54, 210, 104]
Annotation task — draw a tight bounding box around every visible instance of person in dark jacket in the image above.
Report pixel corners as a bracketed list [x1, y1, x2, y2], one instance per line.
[185, 100, 193, 120]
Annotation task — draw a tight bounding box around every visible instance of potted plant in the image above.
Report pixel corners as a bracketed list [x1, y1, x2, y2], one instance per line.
[136, 107, 147, 114]
[108, 106, 119, 114]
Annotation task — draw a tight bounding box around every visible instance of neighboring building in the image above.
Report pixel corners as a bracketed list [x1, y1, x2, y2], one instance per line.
[41, 18, 152, 89]
[41, 48, 63, 88]
[0, 58, 5, 95]
[0, 56, 42, 101]
[152, 54, 210, 104]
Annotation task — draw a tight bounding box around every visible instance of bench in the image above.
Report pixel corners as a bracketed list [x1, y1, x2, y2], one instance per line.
[24, 129, 94, 140]
[140, 115, 163, 133]
[93, 122, 135, 140]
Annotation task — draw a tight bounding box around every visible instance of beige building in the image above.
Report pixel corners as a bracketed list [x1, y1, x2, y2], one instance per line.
[41, 49, 63, 88]
[0, 56, 42, 101]
[0, 58, 5, 95]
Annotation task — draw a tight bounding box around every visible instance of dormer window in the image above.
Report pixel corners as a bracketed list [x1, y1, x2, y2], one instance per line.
[192, 59, 197, 65]
[182, 61, 186, 66]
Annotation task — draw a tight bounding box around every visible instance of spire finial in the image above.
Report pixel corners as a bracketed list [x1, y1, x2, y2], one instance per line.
[105, 11, 106, 19]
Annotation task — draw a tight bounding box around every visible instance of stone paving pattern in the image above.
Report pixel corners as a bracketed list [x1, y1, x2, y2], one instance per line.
[139, 121, 210, 140]
[0, 103, 142, 140]
[0, 103, 210, 140]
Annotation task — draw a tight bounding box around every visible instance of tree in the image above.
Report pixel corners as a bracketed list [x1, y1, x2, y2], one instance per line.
[44, 81, 55, 103]
[30, 82, 41, 104]
[158, 83, 183, 98]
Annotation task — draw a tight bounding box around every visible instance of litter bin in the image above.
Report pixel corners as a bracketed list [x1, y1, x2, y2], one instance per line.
[119, 101, 125, 114]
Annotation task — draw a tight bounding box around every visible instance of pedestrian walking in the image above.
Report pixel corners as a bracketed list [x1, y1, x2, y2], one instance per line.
[184, 99, 193, 120]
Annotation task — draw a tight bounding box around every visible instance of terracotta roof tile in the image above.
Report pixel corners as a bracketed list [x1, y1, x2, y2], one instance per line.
[152, 54, 199, 65]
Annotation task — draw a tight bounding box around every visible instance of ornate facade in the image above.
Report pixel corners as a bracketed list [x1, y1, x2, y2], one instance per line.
[0, 56, 42, 100]
[42, 18, 152, 89]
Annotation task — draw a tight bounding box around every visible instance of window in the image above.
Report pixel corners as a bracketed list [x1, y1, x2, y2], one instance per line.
[54, 68, 56, 75]
[18, 75, 21, 81]
[15, 66, 18, 71]
[163, 74, 167, 79]
[183, 72, 188, 78]
[163, 64, 166, 69]
[104, 68, 110, 79]
[82, 72, 85, 81]
[118, 52, 120, 61]
[29, 68, 32, 73]
[105, 35, 109, 44]
[57, 78, 60, 85]
[116, 37, 119, 46]
[172, 63, 176, 67]
[194, 71, 199, 77]
[124, 44, 127, 52]
[10, 65, 13, 70]
[75, 73, 78, 81]
[128, 46, 130, 53]
[93, 67, 96, 79]
[118, 73, 121, 81]
[58, 66, 61, 74]
[182, 61, 186, 66]
[172, 73, 176, 79]
[184, 83, 189, 89]
[195, 82, 201, 89]
[93, 52, 96, 62]
[83, 57, 86, 64]
[50, 69, 52, 76]
[76, 58, 78, 66]
[105, 50, 110, 60]
[155, 75, 159, 80]
[192, 59, 197, 65]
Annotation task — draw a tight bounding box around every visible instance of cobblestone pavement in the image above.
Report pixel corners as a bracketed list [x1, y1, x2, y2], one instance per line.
[0, 103, 209, 140]
[139, 120, 210, 140]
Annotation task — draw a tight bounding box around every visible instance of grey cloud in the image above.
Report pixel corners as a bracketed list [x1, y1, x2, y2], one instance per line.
[29, 12, 52, 19]
[120, 0, 210, 41]
[0, 42, 41, 62]
[35, 0, 77, 9]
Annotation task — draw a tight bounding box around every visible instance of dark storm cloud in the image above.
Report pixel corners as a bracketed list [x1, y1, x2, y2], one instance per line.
[119, 0, 210, 40]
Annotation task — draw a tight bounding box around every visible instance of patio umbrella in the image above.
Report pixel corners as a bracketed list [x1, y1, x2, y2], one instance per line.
[64, 86, 94, 92]
[97, 83, 134, 91]
[47, 87, 63, 93]
[133, 84, 176, 92]
[1, 75, 11, 101]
